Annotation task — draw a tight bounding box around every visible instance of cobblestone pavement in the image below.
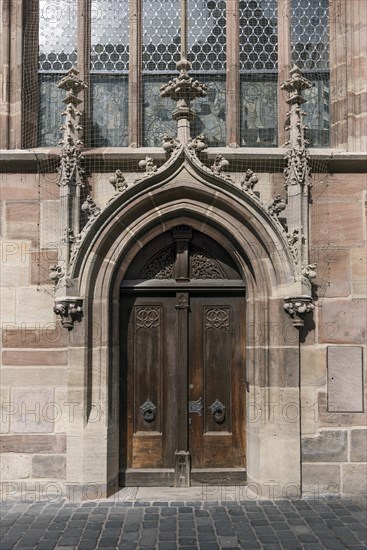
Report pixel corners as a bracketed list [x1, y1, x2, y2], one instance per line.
[1, 497, 366, 550]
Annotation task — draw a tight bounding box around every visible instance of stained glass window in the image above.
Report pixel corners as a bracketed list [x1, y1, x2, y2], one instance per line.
[39, 0, 77, 72]
[239, 0, 278, 147]
[240, 77, 277, 147]
[91, 0, 129, 146]
[291, 0, 329, 146]
[36, 0, 330, 149]
[191, 76, 226, 145]
[38, 0, 77, 145]
[91, 76, 129, 147]
[38, 75, 65, 147]
[142, 0, 226, 146]
[143, 77, 177, 146]
[142, 1, 180, 72]
[91, 1, 129, 73]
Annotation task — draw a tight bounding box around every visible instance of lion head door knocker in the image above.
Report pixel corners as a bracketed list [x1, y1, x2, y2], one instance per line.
[209, 399, 226, 424]
[140, 400, 157, 423]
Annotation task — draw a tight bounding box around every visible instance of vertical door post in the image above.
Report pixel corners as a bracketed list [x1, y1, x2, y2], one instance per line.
[175, 290, 190, 487]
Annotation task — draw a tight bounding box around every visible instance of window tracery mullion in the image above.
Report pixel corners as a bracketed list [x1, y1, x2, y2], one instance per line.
[129, 0, 142, 147]
[278, 0, 292, 146]
[226, 0, 240, 147]
[77, 0, 91, 147]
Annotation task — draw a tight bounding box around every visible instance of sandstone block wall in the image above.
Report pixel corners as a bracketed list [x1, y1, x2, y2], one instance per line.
[301, 172, 367, 497]
[0, 168, 365, 498]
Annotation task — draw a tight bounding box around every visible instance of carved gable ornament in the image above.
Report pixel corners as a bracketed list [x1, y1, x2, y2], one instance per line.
[52, 67, 315, 330]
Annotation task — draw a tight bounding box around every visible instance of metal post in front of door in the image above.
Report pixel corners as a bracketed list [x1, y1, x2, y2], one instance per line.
[175, 290, 190, 487]
[173, 224, 191, 486]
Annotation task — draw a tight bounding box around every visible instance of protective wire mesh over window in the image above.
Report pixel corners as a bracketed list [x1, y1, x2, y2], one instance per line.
[142, 1, 180, 72]
[143, 76, 225, 147]
[239, 0, 278, 72]
[240, 77, 277, 146]
[91, 76, 129, 147]
[38, 0, 77, 72]
[291, 0, 329, 71]
[291, 0, 329, 146]
[187, 1, 226, 72]
[38, 75, 65, 146]
[91, 1, 129, 72]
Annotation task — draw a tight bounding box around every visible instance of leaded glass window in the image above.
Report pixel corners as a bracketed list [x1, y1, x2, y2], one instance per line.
[91, 76, 129, 147]
[143, 77, 177, 146]
[142, 0, 226, 146]
[187, 0, 226, 73]
[241, 76, 277, 147]
[239, 0, 278, 147]
[36, 0, 330, 148]
[191, 76, 226, 146]
[142, 1, 180, 72]
[38, 0, 77, 146]
[291, 0, 329, 146]
[90, 0, 129, 146]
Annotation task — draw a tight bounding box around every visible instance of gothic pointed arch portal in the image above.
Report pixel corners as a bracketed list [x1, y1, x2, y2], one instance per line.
[120, 227, 247, 486]
[61, 143, 310, 497]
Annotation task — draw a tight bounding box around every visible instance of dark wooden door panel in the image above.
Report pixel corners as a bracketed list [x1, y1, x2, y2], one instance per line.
[189, 295, 246, 472]
[122, 295, 177, 479]
[121, 291, 246, 486]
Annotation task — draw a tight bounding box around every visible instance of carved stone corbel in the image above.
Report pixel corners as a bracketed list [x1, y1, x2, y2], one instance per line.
[54, 297, 83, 331]
[283, 295, 314, 327]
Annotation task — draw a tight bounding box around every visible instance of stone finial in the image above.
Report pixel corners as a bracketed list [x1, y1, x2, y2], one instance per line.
[139, 156, 157, 174]
[283, 295, 314, 327]
[281, 65, 311, 98]
[109, 169, 127, 192]
[211, 154, 230, 177]
[160, 59, 207, 104]
[160, 58, 207, 144]
[240, 169, 259, 194]
[81, 195, 101, 219]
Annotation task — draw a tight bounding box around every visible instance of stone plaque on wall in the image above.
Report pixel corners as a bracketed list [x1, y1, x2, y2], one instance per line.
[327, 347, 364, 412]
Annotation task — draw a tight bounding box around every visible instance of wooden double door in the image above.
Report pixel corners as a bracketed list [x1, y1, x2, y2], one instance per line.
[120, 291, 246, 486]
